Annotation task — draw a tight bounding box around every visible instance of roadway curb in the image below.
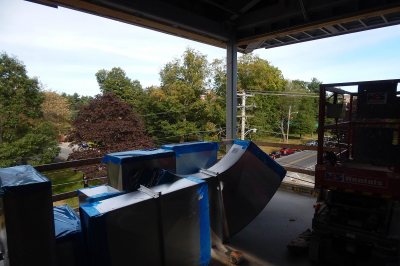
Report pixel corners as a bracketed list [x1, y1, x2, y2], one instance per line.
[280, 181, 317, 196]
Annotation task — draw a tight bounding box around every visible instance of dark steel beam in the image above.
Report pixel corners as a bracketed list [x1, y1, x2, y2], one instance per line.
[226, 38, 238, 143]
[236, 0, 354, 30]
[230, 0, 263, 20]
[91, 0, 229, 40]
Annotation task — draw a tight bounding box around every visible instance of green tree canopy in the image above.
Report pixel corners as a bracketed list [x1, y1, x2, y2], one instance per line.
[143, 48, 224, 143]
[62, 92, 93, 119]
[96, 67, 143, 109]
[238, 54, 286, 92]
[0, 53, 59, 166]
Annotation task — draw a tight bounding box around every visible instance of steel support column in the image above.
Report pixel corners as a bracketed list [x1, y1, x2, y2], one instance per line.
[226, 39, 237, 142]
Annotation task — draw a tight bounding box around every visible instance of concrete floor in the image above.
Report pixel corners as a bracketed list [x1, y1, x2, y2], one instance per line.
[212, 189, 316, 266]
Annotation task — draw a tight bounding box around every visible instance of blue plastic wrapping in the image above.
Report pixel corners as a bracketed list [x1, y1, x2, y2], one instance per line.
[0, 165, 55, 266]
[102, 148, 175, 165]
[78, 185, 123, 204]
[185, 176, 211, 266]
[0, 164, 50, 191]
[54, 205, 81, 239]
[80, 176, 211, 266]
[103, 148, 176, 192]
[53, 205, 85, 266]
[162, 141, 219, 175]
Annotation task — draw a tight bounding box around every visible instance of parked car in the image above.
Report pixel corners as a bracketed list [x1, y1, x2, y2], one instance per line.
[280, 147, 295, 156]
[305, 140, 318, 146]
[269, 151, 281, 159]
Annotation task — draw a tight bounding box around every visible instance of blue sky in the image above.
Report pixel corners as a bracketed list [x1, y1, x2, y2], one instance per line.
[1, 0, 399, 96]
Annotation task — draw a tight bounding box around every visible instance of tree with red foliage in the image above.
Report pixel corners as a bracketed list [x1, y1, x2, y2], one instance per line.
[68, 93, 154, 160]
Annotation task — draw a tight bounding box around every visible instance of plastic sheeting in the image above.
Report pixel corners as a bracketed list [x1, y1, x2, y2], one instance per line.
[78, 185, 123, 204]
[188, 140, 286, 239]
[161, 141, 219, 175]
[54, 205, 84, 266]
[54, 205, 81, 239]
[80, 176, 211, 266]
[102, 149, 176, 192]
[0, 165, 55, 266]
[0, 164, 50, 189]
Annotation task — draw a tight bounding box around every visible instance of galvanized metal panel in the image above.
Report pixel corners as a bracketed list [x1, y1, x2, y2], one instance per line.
[80, 177, 210, 266]
[0, 165, 56, 266]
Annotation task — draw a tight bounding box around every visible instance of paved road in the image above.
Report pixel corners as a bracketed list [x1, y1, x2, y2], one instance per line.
[275, 150, 317, 187]
[276, 150, 317, 170]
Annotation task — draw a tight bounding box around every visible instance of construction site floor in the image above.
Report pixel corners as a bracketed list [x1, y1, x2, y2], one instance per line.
[212, 188, 316, 266]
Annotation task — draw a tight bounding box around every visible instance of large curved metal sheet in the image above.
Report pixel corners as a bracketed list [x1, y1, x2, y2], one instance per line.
[190, 140, 286, 238]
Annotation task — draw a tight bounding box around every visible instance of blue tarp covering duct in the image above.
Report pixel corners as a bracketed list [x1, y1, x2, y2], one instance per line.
[102, 148, 176, 192]
[78, 185, 123, 204]
[0, 141, 284, 265]
[188, 140, 286, 240]
[162, 141, 219, 175]
[54, 205, 85, 266]
[0, 165, 55, 266]
[80, 176, 211, 266]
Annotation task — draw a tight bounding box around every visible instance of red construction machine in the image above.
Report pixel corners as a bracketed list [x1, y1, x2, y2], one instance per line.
[310, 79, 400, 265]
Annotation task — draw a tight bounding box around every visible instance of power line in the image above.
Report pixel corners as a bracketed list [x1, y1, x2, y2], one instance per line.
[247, 90, 319, 97]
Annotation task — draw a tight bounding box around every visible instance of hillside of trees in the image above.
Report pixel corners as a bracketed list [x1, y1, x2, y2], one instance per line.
[0, 49, 320, 167]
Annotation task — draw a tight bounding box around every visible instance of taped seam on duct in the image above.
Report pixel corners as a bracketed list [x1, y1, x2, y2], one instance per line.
[78, 185, 123, 204]
[161, 141, 219, 156]
[103, 149, 176, 192]
[232, 140, 286, 179]
[185, 176, 211, 266]
[102, 149, 175, 164]
[161, 141, 219, 175]
[242, 140, 287, 179]
[80, 176, 212, 266]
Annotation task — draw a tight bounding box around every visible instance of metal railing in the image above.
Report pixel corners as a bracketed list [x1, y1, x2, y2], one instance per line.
[36, 142, 318, 203]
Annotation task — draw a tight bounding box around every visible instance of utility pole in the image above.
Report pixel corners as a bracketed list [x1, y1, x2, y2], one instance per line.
[237, 92, 254, 140]
[286, 105, 291, 143]
[286, 105, 298, 143]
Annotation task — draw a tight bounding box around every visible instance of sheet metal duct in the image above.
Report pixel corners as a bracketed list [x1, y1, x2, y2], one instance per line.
[102, 149, 176, 192]
[80, 177, 211, 266]
[78, 185, 123, 204]
[162, 141, 219, 174]
[189, 140, 287, 239]
[53, 205, 84, 266]
[0, 165, 55, 266]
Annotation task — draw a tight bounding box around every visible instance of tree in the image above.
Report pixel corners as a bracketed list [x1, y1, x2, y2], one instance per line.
[42, 91, 72, 137]
[143, 48, 224, 143]
[307, 77, 322, 93]
[238, 54, 287, 139]
[0, 122, 60, 167]
[291, 97, 316, 138]
[62, 92, 93, 119]
[96, 67, 144, 110]
[0, 53, 60, 166]
[67, 93, 154, 160]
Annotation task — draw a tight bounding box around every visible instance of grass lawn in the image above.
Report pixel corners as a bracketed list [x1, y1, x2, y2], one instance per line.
[43, 168, 104, 208]
[42, 169, 83, 208]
